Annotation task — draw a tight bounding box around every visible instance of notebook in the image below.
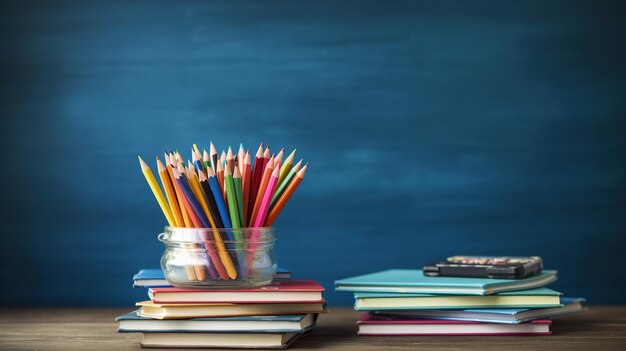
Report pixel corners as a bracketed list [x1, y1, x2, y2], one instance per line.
[149, 280, 324, 304]
[133, 267, 292, 287]
[137, 300, 327, 319]
[353, 287, 562, 310]
[357, 314, 552, 335]
[116, 310, 317, 332]
[141, 331, 302, 349]
[373, 297, 586, 324]
[335, 269, 557, 295]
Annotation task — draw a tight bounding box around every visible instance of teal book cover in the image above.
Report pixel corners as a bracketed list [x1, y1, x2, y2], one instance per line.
[354, 287, 562, 299]
[335, 269, 558, 295]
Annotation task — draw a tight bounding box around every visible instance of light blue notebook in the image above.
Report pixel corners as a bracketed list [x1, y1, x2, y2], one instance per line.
[372, 298, 586, 324]
[335, 269, 557, 295]
[133, 267, 292, 287]
[116, 310, 317, 333]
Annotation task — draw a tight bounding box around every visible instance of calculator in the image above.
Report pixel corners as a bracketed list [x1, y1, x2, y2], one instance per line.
[423, 256, 543, 279]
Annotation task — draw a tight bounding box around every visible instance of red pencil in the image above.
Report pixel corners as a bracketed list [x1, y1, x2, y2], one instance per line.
[248, 144, 264, 223]
[241, 151, 252, 227]
[250, 156, 275, 225]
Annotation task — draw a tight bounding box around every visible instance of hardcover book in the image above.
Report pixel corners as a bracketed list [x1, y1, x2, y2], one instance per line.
[336, 269, 557, 295]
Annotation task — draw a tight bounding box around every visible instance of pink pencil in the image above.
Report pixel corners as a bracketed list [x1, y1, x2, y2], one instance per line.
[253, 166, 280, 227]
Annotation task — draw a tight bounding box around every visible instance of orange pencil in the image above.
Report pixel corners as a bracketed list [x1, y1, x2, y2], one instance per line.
[275, 148, 285, 167]
[241, 151, 252, 226]
[265, 163, 308, 226]
[249, 156, 275, 225]
[165, 153, 192, 228]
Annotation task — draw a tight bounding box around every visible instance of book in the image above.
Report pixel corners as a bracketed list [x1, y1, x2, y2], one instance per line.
[335, 269, 557, 295]
[149, 280, 324, 304]
[357, 314, 552, 335]
[141, 331, 302, 349]
[353, 287, 562, 310]
[372, 297, 586, 324]
[133, 267, 292, 287]
[116, 310, 317, 332]
[137, 300, 327, 319]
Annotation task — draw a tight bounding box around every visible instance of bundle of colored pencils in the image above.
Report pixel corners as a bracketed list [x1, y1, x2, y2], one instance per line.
[138, 143, 308, 231]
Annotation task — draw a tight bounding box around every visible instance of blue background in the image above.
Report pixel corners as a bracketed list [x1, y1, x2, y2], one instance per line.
[1, 1, 624, 306]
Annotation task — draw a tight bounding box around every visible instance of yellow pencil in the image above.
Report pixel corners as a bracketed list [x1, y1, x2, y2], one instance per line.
[138, 156, 175, 226]
[278, 149, 296, 185]
[157, 157, 183, 227]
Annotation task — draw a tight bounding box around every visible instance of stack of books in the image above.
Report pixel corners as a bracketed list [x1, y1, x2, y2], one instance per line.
[335, 269, 586, 335]
[117, 268, 326, 349]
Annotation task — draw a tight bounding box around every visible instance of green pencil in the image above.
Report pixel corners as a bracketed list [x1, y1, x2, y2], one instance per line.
[224, 166, 244, 257]
[224, 166, 241, 229]
[271, 160, 303, 207]
[233, 166, 245, 227]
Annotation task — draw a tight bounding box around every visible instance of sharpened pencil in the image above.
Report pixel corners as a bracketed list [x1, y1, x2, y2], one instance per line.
[138, 156, 175, 226]
[241, 151, 252, 227]
[272, 159, 303, 207]
[250, 156, 275, 225]
[266, 164, 308, 226]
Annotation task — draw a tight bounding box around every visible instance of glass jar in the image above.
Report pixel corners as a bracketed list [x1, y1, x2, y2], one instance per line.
[158, 226, 277, 288]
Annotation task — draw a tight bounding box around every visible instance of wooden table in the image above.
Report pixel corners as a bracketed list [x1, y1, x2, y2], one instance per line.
[1, 307, 624, 350]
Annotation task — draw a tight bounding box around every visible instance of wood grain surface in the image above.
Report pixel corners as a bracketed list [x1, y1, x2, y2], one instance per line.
[1, 306, 624, 350]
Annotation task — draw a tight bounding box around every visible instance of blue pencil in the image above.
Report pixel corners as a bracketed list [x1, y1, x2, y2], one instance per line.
[207, 167, 233, 230]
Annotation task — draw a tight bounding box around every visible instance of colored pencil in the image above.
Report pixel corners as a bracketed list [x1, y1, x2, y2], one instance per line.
[192, 148, 204, 172]
[224, 166, 241, 229]
[278, 149, 296, 185]
[185, 167, 229, 280]
[216, 158, 225, 203]
[198, 170, 224, 228]
[165, 153, 192, 228]
[138, 156, 175, 226]
[203, 149, 211, 170]
[253, 166, 280, 227]
[248, 144, 264, 219]
[241, 151, 252, 227]
[249, 156, 275, 225]
[226, 147, 234, 174]
[275, 148, 285, 168]
[173, 166, 217, 280]
[156, 157, 183, 227]
[237, 143, 245, 175]
[158, 155, 199, 281]
[233, 166, 245, 227]
[271, 159, 303, 207]
[265, 164, 308, 226]
[193, 169, 237, 279]
[209, 142, 218, 171]
[207, 166, 232, 230]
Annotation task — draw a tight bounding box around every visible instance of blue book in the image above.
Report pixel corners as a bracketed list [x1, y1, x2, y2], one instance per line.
[133, 267, 292, 287]
[335, 269, 557, 295]
[353, 287, 563, 310]
[372, 298, 586, 324]
[116, 310, 317, 333]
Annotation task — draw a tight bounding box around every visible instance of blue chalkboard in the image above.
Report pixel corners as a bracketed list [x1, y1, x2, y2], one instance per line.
[0, 0, 624, 306]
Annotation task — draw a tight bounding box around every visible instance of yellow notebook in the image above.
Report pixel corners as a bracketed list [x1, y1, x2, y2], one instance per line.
[354, 288, 562, 310]
[136, 300, 326, 319]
